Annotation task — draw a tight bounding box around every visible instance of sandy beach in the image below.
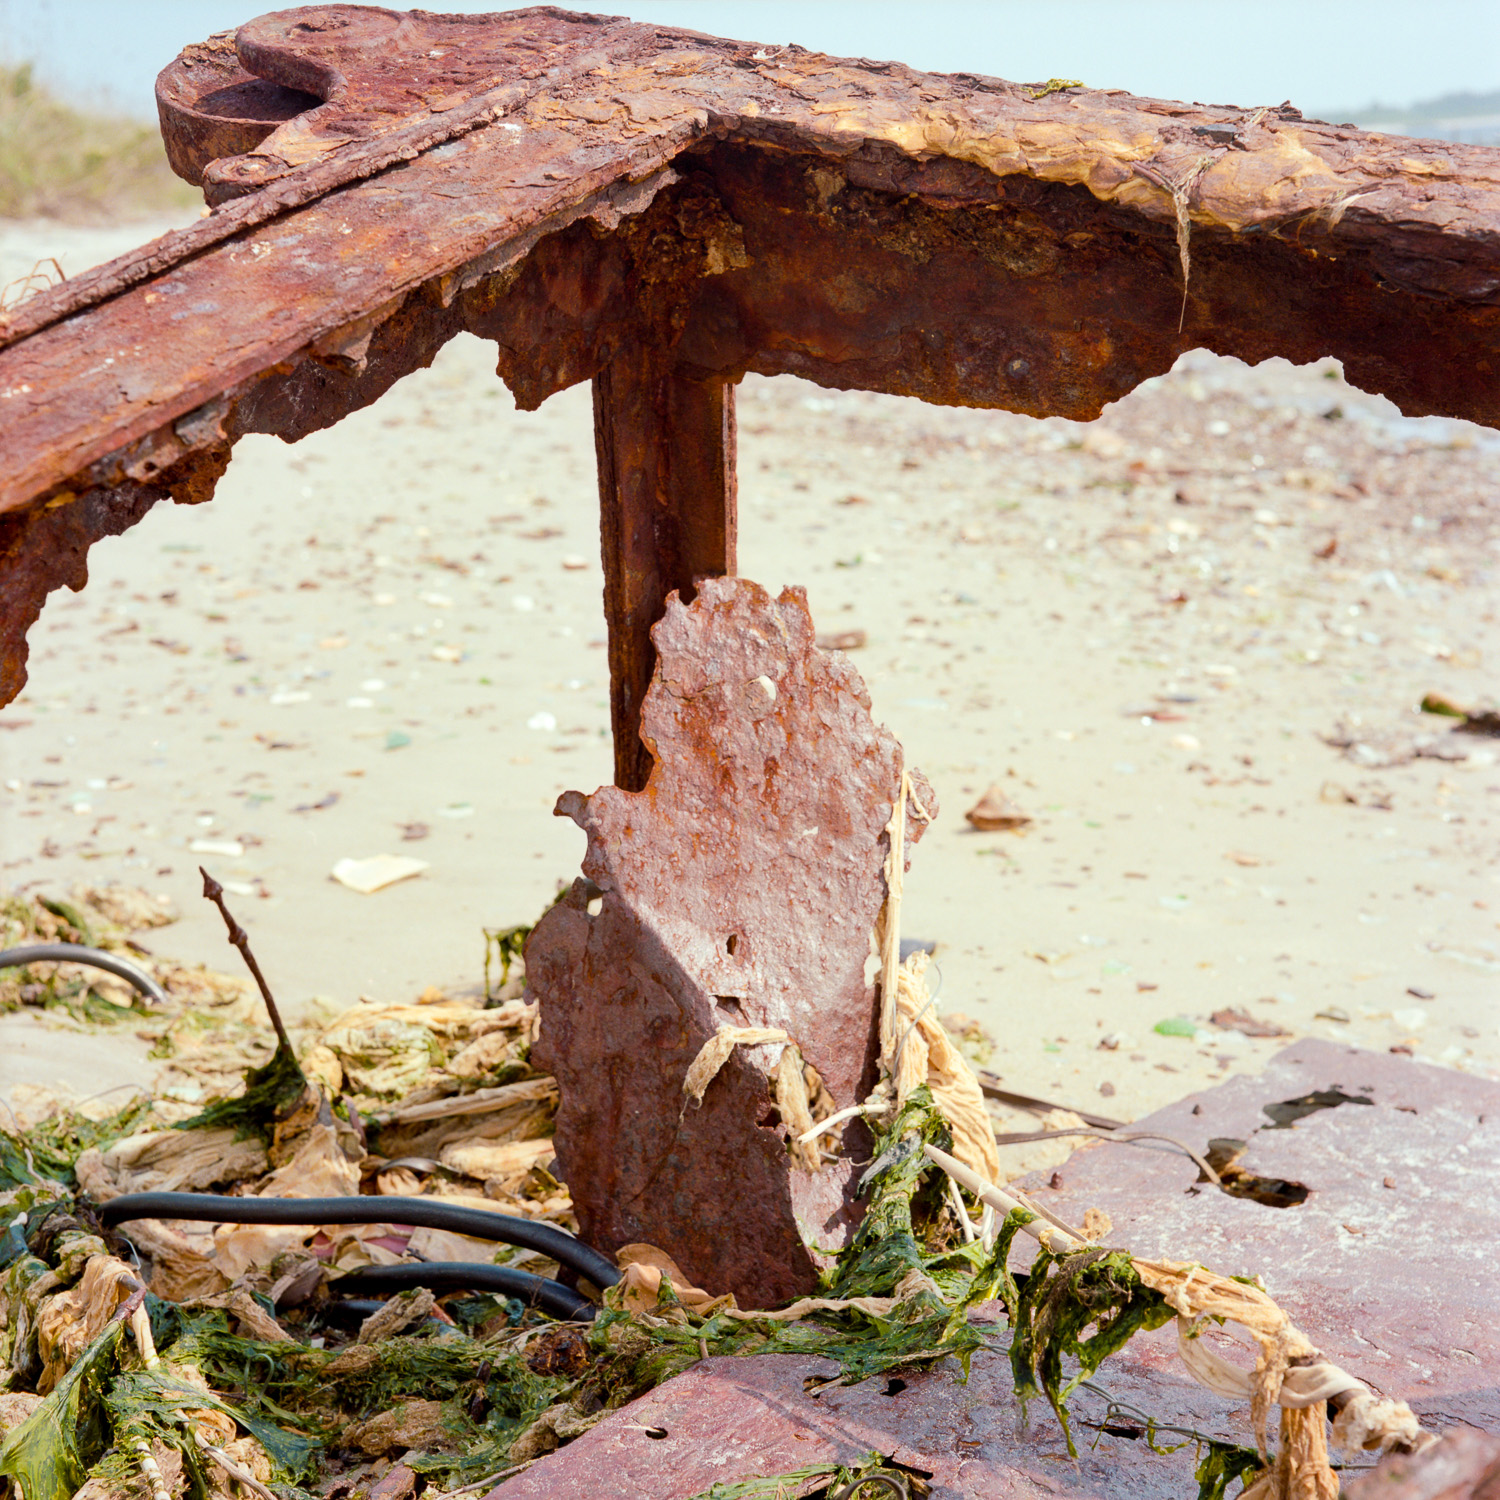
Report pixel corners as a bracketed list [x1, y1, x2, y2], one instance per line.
[2, 216, 1497, 1133]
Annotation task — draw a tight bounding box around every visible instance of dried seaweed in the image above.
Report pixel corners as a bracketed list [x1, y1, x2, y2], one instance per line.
[0, 941, 1263, 1496]
[684, 1449, 890, 1499]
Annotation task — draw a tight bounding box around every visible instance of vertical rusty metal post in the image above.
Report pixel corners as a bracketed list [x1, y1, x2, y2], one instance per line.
[593, 343, 737, 790]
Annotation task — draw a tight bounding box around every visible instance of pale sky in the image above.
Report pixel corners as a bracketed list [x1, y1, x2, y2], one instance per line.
[0, 1, 1496, 122]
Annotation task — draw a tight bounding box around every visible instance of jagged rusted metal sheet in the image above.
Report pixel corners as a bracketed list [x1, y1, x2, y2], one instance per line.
[530, 577, 934, 1305]
[1348, 1428, 1500, 1498]
[2, 4, 1499, 744]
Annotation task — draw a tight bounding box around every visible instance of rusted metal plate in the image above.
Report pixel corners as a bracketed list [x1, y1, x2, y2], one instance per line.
[1347, 1427, 1500, 1498]
[495, 1342, 1239, 1499]
[505, 1044, 1500, 1497]
[4, 6, 1500, 719]
[1021, 1039, 1500, 1436]
[529, 577, 934, 1305]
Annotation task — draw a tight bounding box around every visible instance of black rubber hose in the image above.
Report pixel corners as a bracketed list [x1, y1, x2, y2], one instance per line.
[0, 943, 166, 1007]
[97, 1192, 619, 1289]
[336, 1262, 596, 1321]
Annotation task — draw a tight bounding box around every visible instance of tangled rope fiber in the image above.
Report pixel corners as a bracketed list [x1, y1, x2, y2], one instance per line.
[865, 782, 1433, 1498]
[924, 1144, 1433, 1500]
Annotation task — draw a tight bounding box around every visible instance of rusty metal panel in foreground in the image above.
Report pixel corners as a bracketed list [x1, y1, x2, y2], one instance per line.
[530, 577, 933, 1304]
[503, 1041, 1500, 1497]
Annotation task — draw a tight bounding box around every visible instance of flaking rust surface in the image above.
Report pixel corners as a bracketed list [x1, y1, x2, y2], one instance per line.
[528, 577, 933, 1305]
[496, 1343, 1238, 1500]
[1346, 1427, 1500, 1498]
[1023, 1039, 1500, 1435]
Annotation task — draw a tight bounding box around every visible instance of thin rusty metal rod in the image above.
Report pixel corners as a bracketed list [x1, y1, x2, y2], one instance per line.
[976, 1071, 1126, 1131]
[198, 865, 292, 1053]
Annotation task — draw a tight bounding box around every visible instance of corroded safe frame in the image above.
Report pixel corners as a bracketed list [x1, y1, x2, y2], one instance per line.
[1, 4, 1497, 793]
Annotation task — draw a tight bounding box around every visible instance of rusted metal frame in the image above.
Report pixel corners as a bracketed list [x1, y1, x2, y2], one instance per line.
[0, 179, 719, 712]
[0, 116, 701, 518]
[0, 8, 640, 349]
[4, 8, 1500, 770]
[673, 139, 1500, 427]
[594, 347, 737, 791]
[0, 482, 166, 705]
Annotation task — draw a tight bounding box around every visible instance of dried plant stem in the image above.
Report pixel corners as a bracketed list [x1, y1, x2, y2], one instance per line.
[134, 1438, 172, 1500]
[946, 1174, 977, 1243]
[923, 1143, 1082, 1253]
[195, 1433, 278, 1500]
[991, 1126, 1223, 1187]
[793, 1101, 883, 1145]
[198, 866, 292, 1051]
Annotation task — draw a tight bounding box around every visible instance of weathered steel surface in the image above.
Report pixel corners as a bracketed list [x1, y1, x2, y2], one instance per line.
[1348, 1427, 1500, 1498]
[0, 482, 167, 705]
[3, 6, 1500, 716]
[495, 1343, 1239, 1499]
[529, 577, 934, 1304]
[155, 30, 319, 185]
[594, 346, 738, 791]
[171, 5, 620, 203]
[504, 1045, 1500, 1497]
[1022, 1039, 1500, 1435]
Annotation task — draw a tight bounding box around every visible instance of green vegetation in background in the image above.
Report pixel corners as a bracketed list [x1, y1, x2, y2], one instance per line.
[0, 62, 197, 221]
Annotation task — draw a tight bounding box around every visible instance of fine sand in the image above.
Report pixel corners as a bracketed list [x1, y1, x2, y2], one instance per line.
[2, 219, 1498, 1142]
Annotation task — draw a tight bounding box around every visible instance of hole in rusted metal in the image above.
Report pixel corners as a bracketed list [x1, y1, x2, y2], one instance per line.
[714, 996, 746, 1023]
[1262, 1088, 1375, 1129]
[725, 934, 740, 956]
[196, 79, 321, 124]
[1202, 1139, 1310, 1208]
[883, 1377, 908, 1397]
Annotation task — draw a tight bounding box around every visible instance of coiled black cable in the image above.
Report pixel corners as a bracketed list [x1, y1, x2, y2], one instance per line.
[97, 1192, 619, 1290]
[0, 943, 166, 1006]
[335, 1262, 595, 1321]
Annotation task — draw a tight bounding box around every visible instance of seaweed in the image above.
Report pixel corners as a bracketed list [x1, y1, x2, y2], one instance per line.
[0, 1320, 123, 1500]
[13, 1095, 153, 1187]
[993, 1222, 1175, 1454]
[1195, 1438, 1269, 1500]
[172, 870, 308, 1141]
[684, 1449, 893, 1499]
[170, 1038, 307, 1143]
[830, 1088, 953, 1303]
[483, 924, 532, 1000]
[0, 1025, 1267, 1492]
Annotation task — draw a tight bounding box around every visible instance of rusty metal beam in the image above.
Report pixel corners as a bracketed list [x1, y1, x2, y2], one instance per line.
[594, 347, 737, 791]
